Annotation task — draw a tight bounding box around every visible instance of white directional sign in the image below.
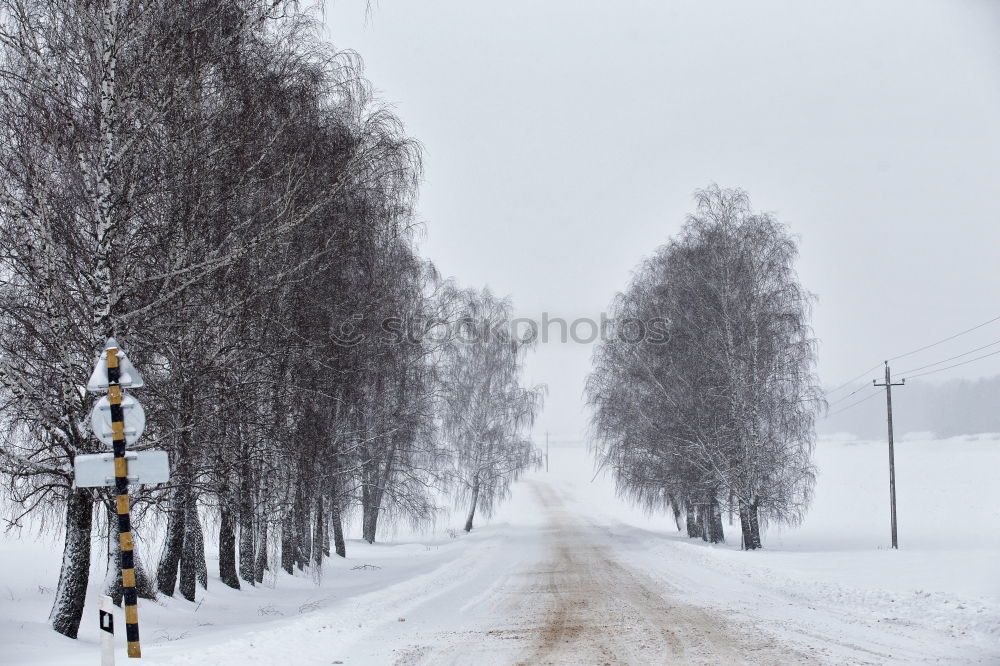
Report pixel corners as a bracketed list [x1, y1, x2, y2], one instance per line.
[74, 450, 170, 488]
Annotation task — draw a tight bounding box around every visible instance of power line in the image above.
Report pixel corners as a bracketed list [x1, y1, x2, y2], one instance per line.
[825, 362, 883, 396]
[827, 382, 874, 407]
[828, 345, 1000, 416]
[825, 388, 881, 418]
[827, 312, 1000, 397]
[898, 337, 1000, 376]
[887, 312, 1000, 364]
[903, 348, 1000, 380]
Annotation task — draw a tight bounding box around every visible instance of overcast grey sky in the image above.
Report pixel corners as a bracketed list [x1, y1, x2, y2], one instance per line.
[322, 0, 1000, 441]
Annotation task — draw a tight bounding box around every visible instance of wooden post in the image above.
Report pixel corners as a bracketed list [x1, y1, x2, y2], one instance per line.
[545, 431, 549, 473]
[874, 361, 904, 549]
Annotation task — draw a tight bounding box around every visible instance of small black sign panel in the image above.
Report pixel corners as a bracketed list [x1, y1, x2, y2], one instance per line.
[100, 609, 114, 634]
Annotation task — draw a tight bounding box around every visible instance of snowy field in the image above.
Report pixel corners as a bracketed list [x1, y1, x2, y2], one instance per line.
[1, 434, 998, 664]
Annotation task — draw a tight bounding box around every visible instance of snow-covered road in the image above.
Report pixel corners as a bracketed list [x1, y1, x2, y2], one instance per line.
[383, 481, 808, 665]
[140, 478, 806, 665]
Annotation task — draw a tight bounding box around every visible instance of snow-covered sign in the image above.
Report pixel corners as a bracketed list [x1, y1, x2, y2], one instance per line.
[86, 337, 145, 392]
[89, 393, 146, 446]
[73, 451, 169, 488]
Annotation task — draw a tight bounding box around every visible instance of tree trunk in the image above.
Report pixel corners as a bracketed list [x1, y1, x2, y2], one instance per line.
[361, 499, 379, 544]
[738, 502, 749, 549]
[360, 456, 380, 544]
[157, 486, 186, 596]
[280, 510, 295, 574]
[331, 497, 346, 558]
[135, 555, 156, 600]
[748, 502, 762, 549]
[179, 497, 206, 601]
[253, 519, 268, 583]
[668, 495, 682, 531]
[464, 478, 480, 533]
[295, 485, 310, 570]
[321, 503, 331, 558]
[320, 486, 331, 557]
[739, 499, 763, 550]
[312, 497, 324, 568]
[361, 437, 397, 544]
[707, 496, 725, 544]
[195, 520, 208, 589]
[239, 514, 255, 584]
[179, 521, 196, 600]
[219, 505, 239, 589]
[685, 503, 699, 538]
[238, 460, 255, 585]
[50, 488, 93, 639]
[254, 472, 271, 583]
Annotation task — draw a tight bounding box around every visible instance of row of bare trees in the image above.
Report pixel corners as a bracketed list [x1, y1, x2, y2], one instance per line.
[0, 0, 540, 641]
[587, 185, 824, 549]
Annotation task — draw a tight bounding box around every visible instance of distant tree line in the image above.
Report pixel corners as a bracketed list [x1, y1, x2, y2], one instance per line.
[822, 376, 1000, 439]
[0, 0, 540, 640]
[587, 186, 824, 550]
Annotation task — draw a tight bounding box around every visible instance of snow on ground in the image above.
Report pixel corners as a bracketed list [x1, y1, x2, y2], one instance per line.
[1, 434, 998, 664]
[556, 434, 1000, 663]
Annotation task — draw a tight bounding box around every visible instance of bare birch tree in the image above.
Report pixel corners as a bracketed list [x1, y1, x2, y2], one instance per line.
[588, 185, 823, 549]
[438, 286, 543, 532]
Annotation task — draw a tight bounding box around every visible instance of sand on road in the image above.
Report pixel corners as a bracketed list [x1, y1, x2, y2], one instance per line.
[393, 481, 810, 665]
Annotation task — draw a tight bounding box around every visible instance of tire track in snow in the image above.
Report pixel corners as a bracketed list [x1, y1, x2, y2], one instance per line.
[391, 480, 811, 665]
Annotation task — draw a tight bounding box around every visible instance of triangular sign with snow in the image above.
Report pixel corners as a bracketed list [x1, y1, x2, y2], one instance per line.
[86, 337, 145, 392]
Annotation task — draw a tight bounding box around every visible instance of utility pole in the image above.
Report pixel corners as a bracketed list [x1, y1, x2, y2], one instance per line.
[874, 361, 904, 549]
[545, 431, 549, 473]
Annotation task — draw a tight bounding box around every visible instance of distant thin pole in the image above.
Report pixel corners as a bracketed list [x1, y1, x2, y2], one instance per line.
[874, 361, 904, 549]
[545, 431, 549, 473]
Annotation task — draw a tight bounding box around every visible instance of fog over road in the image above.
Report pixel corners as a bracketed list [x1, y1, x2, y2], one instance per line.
[391, 482, 808, 665]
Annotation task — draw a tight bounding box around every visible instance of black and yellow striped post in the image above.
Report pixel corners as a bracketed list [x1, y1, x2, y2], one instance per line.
[107, 344, 141, 658]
